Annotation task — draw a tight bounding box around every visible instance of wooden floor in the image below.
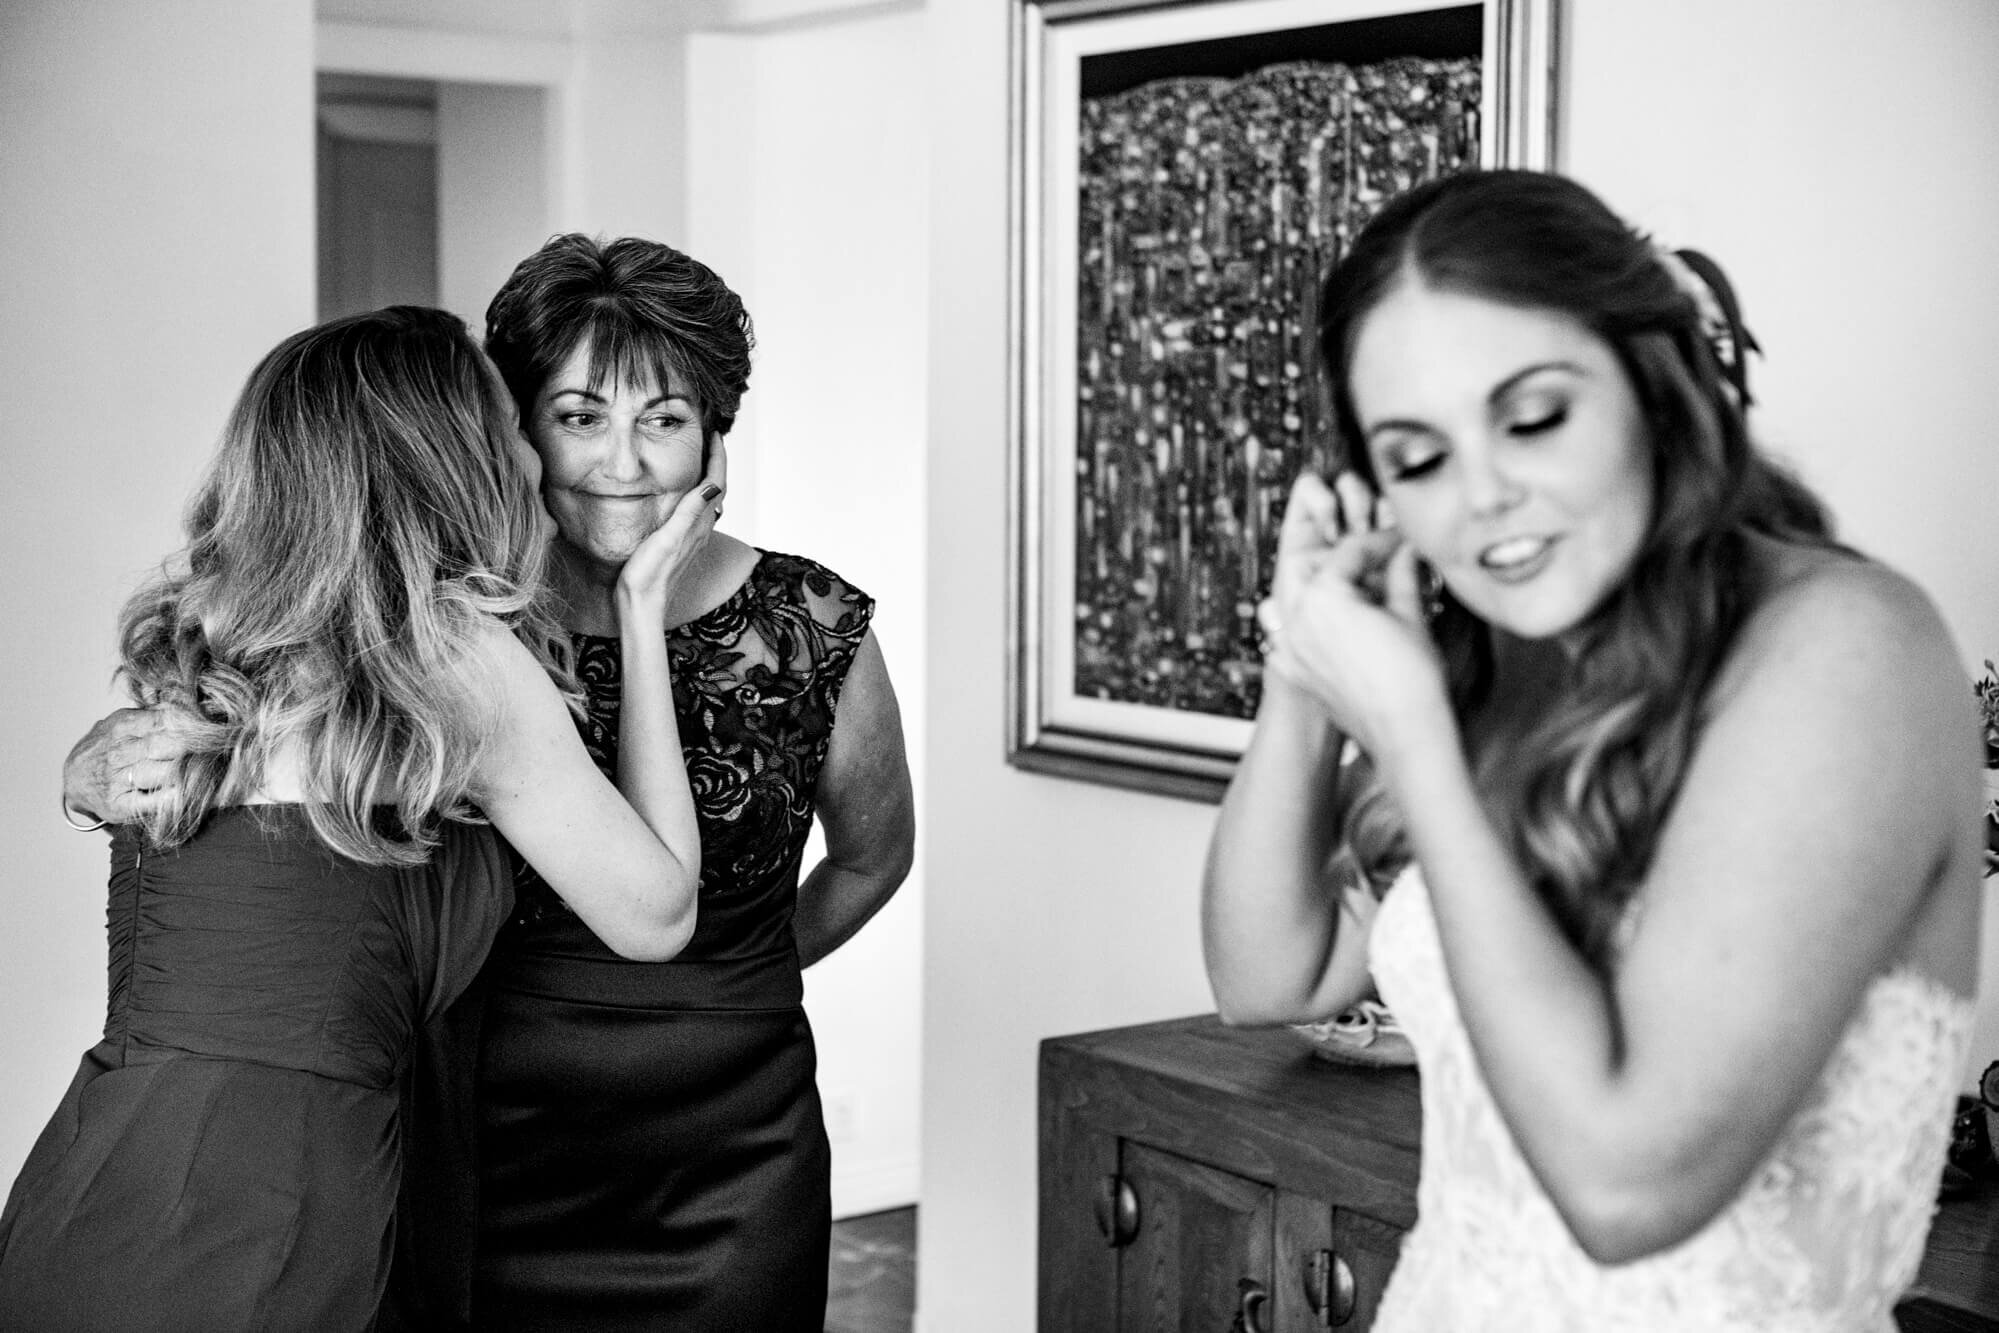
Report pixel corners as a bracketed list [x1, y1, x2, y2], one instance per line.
[825, 1207, 916, 1333]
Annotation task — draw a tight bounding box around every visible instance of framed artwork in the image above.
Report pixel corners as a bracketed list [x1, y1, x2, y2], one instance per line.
[1007, 0, 1561, 800]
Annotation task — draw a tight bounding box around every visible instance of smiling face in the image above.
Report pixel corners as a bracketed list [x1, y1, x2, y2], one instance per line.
[1348, 280, 1655, 646]
[527, 340, 707, 577]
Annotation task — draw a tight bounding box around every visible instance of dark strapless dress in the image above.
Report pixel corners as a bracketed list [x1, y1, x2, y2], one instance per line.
[0, 807, 511, 1333]
[386, 551, 874, 1332]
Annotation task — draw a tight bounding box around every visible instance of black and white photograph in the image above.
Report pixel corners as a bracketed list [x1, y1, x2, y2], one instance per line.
[1009, 0, 1557, 799]
[3, 2, 1998, 1331]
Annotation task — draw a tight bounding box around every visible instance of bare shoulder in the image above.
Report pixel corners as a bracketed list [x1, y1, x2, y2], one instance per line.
[464, 618, 570, 726]
[1709, 540, 1976, 824]
[468, 615, 542, 677]
[1726, 540, 1960, 693]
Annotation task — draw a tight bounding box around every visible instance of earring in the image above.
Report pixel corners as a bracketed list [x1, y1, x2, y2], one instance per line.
[1419, 564, 1446, 620]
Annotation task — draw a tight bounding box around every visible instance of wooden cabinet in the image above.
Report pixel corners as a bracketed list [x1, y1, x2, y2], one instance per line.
[1114, 1143, 1271, 1327]
[1039, 1014, 1420, 1331]
[1040, 1013, 1999, 1333]
[1901, 1184, 1999, 1332]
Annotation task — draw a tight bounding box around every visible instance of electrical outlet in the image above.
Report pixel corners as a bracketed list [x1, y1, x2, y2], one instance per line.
[824, 1091, 859, 1144]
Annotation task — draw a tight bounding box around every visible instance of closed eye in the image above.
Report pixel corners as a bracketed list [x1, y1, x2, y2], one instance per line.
[1385, 451, 1445, 483]
[1367, 423, 1446, 483]
[1508, 406, 1567, 437]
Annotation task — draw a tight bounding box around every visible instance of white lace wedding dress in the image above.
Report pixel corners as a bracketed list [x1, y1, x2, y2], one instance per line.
[1370, 869, 1972, 1332]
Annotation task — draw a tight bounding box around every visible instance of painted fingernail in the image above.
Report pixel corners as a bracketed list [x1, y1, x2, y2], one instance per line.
[701, 484, 722, 501]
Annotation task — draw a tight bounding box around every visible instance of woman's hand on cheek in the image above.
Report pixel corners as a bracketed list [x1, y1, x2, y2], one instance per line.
[616, 437, 729, 613]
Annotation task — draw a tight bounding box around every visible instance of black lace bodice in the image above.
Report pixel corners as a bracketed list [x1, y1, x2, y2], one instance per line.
[509, 550, 873, 968]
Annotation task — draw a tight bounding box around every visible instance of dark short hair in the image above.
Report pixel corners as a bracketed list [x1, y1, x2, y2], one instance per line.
[484, 234, 755, 437]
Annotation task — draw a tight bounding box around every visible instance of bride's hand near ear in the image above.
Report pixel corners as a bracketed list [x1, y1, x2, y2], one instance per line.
[1205, 470, 1396, 1028]
[1261, 472, 1449, 766]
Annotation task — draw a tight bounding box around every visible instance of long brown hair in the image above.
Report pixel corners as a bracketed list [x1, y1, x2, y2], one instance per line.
[1316, 170, 1838, 966]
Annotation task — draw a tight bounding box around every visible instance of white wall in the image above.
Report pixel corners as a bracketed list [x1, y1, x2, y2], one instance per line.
[318, 6, 693, 298]
[915, 1, 1999, 1328]
[552, 28, 691, 244]
[686, 10, 931, 1219]
[438, 81, 549, 328]
[917, 12, 1222, 1330]
[0, 0, 317, 1181]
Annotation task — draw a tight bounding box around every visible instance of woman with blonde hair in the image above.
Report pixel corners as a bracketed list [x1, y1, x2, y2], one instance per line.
[1204, 170, 1980, 1328]
[0, 305, 712, 1330]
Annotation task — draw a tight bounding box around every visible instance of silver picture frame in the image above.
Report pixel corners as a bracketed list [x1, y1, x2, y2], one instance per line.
[1007, 0, 1561, 801]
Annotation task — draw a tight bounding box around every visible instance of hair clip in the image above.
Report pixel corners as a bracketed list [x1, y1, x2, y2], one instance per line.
[1654, 243, 1760, 410]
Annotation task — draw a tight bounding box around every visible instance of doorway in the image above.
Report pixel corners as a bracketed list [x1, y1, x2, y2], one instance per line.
[316, 73, 438, 321]
[316, 71, 550, 332]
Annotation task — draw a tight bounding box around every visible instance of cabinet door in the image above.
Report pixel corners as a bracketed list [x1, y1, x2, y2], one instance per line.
[1274, 1194, 1407, 1332]
[1039, 1117, 1119, 1331]
[1328, 1208, 1405, 1330]
[1273, 1192, 1335, 1332]
[1118, 1142, 1274, 1333]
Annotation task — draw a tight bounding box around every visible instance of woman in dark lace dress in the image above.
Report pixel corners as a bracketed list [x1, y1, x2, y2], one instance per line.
[418, 234, 916, 1331]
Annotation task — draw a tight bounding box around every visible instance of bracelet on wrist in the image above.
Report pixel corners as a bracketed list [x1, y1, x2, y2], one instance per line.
[61, 794, 107, 832]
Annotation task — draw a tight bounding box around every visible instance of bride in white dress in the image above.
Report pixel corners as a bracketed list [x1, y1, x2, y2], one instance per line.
[1203, 169, 1980, 1331]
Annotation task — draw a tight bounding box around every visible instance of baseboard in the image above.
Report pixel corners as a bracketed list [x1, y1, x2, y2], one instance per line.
[830, 1153, 919, 1219]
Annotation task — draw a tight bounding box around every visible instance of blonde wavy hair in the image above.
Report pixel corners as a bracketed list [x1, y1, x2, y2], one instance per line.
[118, 305, 573, 864]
